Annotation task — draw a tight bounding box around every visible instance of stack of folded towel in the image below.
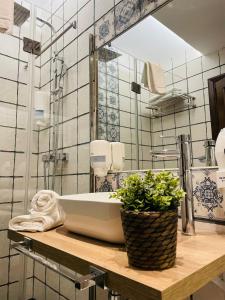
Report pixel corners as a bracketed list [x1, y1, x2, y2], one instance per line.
[0, 0, 14, 34]
[9, 190, 65, 232]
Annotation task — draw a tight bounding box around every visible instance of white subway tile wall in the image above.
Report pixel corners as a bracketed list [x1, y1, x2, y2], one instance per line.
[0, 0, 37, 297]
[0, 0, 224, 299]
[151, 50, 225, 169]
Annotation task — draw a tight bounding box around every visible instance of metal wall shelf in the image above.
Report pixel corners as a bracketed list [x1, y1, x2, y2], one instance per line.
[146, 91, 196, 118]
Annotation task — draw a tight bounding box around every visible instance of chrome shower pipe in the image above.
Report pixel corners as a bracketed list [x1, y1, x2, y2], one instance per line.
[36, 21, 76, 57]
[178, 135, 195, 236]
[51, 52, 60, 190]
[36, 17, 56, 34]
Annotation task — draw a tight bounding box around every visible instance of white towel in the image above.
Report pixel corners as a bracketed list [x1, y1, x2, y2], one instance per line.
[0, 0, 14, 34]
[142, 62, 166, 95]
[9, 190, 65, 232]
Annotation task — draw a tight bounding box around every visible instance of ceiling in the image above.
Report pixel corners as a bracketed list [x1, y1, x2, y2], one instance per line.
[155, 0, 225, 55]
[112, 14, 201, 69]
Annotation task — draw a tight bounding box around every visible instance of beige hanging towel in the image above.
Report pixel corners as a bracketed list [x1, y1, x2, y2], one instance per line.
[141, 61, 166, 95]
[0, 0, 14, 34]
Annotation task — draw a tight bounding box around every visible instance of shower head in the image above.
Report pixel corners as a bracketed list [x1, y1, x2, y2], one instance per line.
[14, 3, 30, 27]
[14, 3, 56, 35]
[98, 48, 121, 62]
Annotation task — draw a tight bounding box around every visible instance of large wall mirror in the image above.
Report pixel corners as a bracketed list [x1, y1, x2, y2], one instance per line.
[93, 0, 225, 171]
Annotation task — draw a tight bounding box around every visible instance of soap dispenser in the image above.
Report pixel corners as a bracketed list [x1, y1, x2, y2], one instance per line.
[111, 142, 125, 172]
[215, 128, 225, 189]
[90, 140, 112, 177]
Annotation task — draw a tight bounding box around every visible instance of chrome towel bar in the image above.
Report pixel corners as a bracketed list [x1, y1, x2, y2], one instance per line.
[11, 237, 106, 292]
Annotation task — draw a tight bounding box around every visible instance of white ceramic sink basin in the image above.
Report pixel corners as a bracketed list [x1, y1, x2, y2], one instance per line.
[58, 192, 124, 244]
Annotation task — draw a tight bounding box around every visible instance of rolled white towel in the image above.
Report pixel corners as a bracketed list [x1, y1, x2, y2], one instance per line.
[9, 190, 65, 232]
[30, 190, 60, 215]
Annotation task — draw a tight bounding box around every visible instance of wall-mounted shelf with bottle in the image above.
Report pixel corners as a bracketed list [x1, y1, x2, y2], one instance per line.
[146, 89, 196, 118]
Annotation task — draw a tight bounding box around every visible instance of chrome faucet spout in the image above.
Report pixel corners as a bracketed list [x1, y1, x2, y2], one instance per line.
[177, 135, 195, 235]
[150, 134, 195, 236]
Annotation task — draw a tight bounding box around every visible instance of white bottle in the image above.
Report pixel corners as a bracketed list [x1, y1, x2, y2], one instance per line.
[111, 142, 125, 172]
[34, 91, 50, 127]
[90, 140, 112, 177]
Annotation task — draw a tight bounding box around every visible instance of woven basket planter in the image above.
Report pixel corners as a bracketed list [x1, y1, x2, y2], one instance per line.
[120, 209, 178, 270]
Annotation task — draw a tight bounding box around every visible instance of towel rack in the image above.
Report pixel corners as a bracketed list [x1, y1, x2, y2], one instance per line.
[11, 237, 107, 300]
[146, 92, 196, 118]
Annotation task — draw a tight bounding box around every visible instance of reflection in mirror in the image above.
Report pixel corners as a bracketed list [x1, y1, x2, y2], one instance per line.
[96, 0, 225, 171]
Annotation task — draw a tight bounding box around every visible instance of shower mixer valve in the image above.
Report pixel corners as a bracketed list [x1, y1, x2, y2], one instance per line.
[42, 153, 69, 163]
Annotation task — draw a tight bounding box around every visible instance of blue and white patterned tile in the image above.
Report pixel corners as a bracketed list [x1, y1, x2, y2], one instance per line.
[115, 0, 141, 35]
[140, 0, 157, 17]
[107, 107, 120, 125]
[192, 169, 225, 221]
[95, 174, 118, 192]
[118, 172, 130, 188]
[98, 88, 107, 105]
[98, 72, 106, 89]
[95, 9, 115, 49]
[107, 91, 119, 108]
[98, 60, 106, 73]
[98, 105, 107, 123]
[107, 124, 120, 142]
[107, 75, 119, 93]
[98, 122, 107, 140]
[106, 61, 118, 77]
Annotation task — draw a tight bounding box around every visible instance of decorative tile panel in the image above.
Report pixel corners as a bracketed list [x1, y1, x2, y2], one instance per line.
[107, 75, 119, 93]
[98, 123, 107, 140]
[95, 0, 172, 49]
[115, 0, 141, 35]
[107, 124, 120, 141]
[95, 174, 118, 192]
[98, 72, 107, 89]
[140, 0, 157, 17]
[107, 108, 120, 125]
[98, 105, 107, 123]
[106, 61, 118, 76]
[95, 9, 115, 48]
[95, 168, 225, 224]
[107, 91, 119, 108]
[98, 88, 107, 105]
[192, 168, 225, 222]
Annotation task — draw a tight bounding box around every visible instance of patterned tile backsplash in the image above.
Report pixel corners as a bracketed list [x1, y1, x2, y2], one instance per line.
[192, 168, 224, 222]
[95, 0, 170, 48]
[96, 167, 225, 224]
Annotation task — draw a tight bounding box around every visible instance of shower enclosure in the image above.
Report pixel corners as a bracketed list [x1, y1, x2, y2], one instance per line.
[0, 1, 77, 299]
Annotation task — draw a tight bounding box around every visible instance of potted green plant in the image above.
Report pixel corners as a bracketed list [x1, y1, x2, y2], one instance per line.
[111, 170, 185, 270]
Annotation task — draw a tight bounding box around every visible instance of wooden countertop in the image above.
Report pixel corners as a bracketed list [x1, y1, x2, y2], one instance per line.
[8, 227, 225, 300]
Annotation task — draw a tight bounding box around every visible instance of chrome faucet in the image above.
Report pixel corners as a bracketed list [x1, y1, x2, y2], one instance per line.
[198, 139, 217, 166]
[204, 139, 216, 166]
[150, 134, 195, 236]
